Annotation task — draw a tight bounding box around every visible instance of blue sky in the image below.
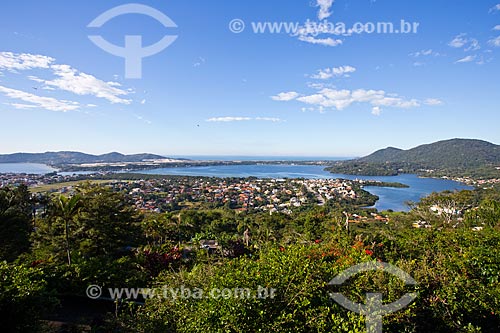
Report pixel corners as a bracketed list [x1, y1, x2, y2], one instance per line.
[0, 0, 499, 157]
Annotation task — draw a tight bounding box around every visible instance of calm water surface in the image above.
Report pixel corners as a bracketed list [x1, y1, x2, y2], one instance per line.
[138, 164, 473, 211]
[0, 163, 57, 174]
[0, 163, 473, 212]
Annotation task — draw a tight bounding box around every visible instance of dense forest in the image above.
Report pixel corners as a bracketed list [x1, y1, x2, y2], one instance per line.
[1, 181, 500, 332]
[327, 139, 500, 179]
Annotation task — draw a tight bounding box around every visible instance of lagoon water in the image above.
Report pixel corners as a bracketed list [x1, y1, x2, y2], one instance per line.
[0, 163, 57, 174]
[139, 164, 473, 211]
[0, 163, 473, 212]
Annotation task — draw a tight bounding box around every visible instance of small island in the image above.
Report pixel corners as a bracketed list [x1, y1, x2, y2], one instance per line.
[358, 180, 410, 188]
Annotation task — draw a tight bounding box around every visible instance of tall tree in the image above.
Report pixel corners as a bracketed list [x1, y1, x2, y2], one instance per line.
[0, 185, 32, 261]
[55, 194, 81, 266]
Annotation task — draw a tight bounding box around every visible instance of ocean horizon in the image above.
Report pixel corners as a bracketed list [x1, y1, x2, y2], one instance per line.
[169, 155, 355, 161]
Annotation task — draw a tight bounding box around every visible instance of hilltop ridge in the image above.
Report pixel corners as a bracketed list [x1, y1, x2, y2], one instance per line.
[0, 151, 168, 166]
[327, 139, 500, 179]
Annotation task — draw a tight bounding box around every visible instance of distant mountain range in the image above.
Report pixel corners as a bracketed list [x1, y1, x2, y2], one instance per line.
[360, 139, 500, 167]
[327, 139, 500, 179]
[0, 151, 168, 165]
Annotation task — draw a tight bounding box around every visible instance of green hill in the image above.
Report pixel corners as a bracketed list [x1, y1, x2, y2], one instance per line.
[0, 151, 168, 166]
[327, 139, 500, 179]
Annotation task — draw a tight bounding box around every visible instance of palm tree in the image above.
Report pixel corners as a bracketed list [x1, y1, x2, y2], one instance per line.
[343, 211, 350, 233]
[56, 195, 81, 266]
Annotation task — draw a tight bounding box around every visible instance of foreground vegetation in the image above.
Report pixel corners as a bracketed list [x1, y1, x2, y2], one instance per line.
[1, 182, 500, 332]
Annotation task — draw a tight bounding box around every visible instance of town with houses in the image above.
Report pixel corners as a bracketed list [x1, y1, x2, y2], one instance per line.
[2, 171, 500, 228]
[1, 171, 376, 213]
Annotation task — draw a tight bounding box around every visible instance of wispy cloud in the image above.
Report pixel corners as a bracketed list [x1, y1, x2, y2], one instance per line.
[206, 117, 252, 122]
[4, 103, 38, 109]
[255, 117, 283, 122]
[424, 98, 444, 106]
[465, 39, 480, 51]
[489, 4, 500, 13]
[448, 34, 468, 48]
[306, 82, 336, 90]
[0, 51, 132, 110]
[316, 0, 335, 20]
[309, 66, 356, 79]
[292, 2, 345, 47]
[493, 25, 500, 31]
[455, 55, 476, 63]
[206, 117, 283, 123]
[193, 56, 206, 67]
[271, 92, 299, 101]
[488, 36, 500, 47]
[448, 33, 480, 51]
[0, 85, 79, 112]
[0, 52, 54, 72]
[42, 64, 131, 104]
[410, 49, 440, 57]
[134, 114, 152, 125]
[298, 35, 343, 47]
[371, 106, 381, 116]
[27, 75, 45, 83]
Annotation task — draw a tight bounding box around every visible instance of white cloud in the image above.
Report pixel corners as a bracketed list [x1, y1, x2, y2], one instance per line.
[0, 85, 79, 112]
[206, 117, 252, 122]
[465, 39, 480, 51]
[448, 34, 480, 51]
[193, 56, 206, 67]
[410, 49, 439, 57]
[140, 99, 146, 105]
[489, 4, 500, 13]
[134, 114, 152, 125]
[27, 75, 45, 83]
[206, 116, 282, 123]
[43, 64, 131, 104]
[297, 94, 327, 105]
[5, 103, 38, 109]
[424, 98, 444, 106]
[455, 55, 476, 63]
[298, 35, 343, 47]
[410, 49, 442, 58]
[488, 36, 500, 47]
[371, 106, 381, 116]
[449, 34, 468, 48]
[0, 51, 132, 106]
[293, 3, 347, 47]
[493, 25, 500, 31]
[255, 117, 283, 122]
[316, 0, 335, 20]
[273, 87, 431, 114]
[310, 65, 356, 79]
[271, 91, 299, 101]
[0, 52, 54, 72]
[306, 82, 336, 90]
